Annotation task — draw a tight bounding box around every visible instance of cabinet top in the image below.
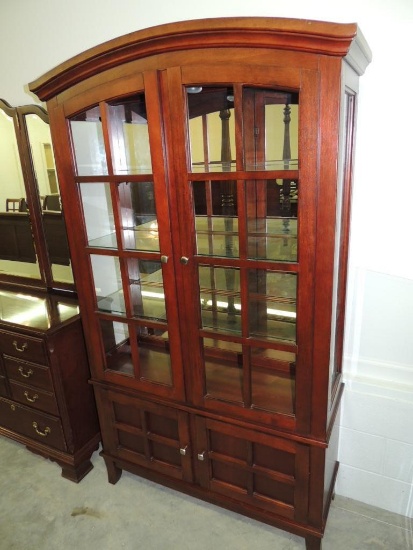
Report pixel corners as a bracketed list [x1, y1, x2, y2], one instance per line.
[29, 17, 371, 102]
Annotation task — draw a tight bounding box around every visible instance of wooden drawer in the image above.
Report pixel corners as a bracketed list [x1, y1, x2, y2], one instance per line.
[9, 380, 59, 416]
[3, 356, 53, 392]
[0, 331, 47, 364]
[0, 397, 66, 451]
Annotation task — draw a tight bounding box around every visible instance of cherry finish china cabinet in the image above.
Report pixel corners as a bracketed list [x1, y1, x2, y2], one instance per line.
[0, 100, 100, 481]
[30, 18, 371, 548]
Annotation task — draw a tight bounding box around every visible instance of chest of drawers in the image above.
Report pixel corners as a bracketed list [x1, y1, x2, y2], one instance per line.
[0, 289, 100, 482]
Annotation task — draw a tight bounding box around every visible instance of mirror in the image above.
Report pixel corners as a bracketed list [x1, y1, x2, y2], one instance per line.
[0, 99, 75, 293]
[0, 99, 41, 282]
[21, 107, 74, 287]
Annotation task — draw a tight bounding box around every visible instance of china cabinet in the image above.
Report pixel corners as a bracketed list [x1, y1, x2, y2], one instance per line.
[0, 100, 99, 479]
[30, 17, 371, 547]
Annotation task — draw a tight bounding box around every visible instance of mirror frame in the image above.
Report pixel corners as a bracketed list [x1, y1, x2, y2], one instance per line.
[0, 98, 75, 294]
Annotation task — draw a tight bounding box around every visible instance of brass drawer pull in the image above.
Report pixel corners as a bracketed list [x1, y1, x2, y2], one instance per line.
[13, 340, 28, 353]
[24, 391, 39, 403]
[32, 422, 51, 437]
[18, 367, 34, 378]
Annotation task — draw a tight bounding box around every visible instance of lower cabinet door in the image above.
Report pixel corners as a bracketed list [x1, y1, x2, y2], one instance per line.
[194, 417, 310, 522]
[95, 388, 193, 482]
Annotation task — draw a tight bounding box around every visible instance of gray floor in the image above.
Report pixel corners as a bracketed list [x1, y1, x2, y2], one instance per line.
[0, 436, 411, 550]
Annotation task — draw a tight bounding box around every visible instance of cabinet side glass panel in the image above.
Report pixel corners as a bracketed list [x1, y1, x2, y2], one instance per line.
[107, 95, 152, 175]
[79, 182, 116, 248]
[70, 107, 108, 176]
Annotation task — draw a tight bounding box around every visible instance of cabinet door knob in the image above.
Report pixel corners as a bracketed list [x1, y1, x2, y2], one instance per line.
[180, 256, 189, 265]
[13, 340, 28, 353]
[161, 255, 169, 264]
[179, 446, 188, 456]
[197, 452, 206, 461]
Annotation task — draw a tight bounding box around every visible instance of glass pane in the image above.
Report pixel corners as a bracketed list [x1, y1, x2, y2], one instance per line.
[246, 180, 298, 262]
[138, 326, 172, 386]
[107, 95, 152, 175]
[79, 183, 116, 248]
[202, 338, 243, 403]
[243, 88, 298, 171]
[70, 107, 108, 176]
[192, 180, 238, 257]
[100, 319, 133, 375]
[250, 347, 296, 415]
[91, 255, 125, 315]
[128, 259, 166, 321]
[120, 182, 159, 252]
[187, 86, 236, 172]
[199, 265, 241, 334]
[0, 107, 40, 279]
[248, 270, 296, 342]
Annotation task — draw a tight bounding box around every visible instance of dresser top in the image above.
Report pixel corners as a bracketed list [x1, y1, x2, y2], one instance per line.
[0, 289, 79, 331]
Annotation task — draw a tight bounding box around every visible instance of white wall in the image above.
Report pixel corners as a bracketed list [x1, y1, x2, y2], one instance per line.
[2, 0, 413, 517]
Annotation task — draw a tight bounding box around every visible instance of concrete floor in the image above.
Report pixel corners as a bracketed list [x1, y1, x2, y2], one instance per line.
[0, 436, 411, 550]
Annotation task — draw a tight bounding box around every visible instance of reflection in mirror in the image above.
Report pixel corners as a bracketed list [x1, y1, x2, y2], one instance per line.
[0, 100, 41, 281]
[24, 112, 74, 285]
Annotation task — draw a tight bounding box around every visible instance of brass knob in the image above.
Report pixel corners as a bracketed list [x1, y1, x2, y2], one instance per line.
[161, 255, 169, 264]
[179, 446, 188, 456]
[197, 452, 206, 461]
[180, 256, 189, 265]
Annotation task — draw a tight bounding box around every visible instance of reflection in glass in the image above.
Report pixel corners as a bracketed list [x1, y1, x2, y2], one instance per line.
[248, 270, 296, 342]
[70, 107, 108, 176]
[121, 182, 159, 251]
[100, 319, 172, 385]
[250, 347, 296, 415]
[91, 255, 125, 315]
[107, 95, 152, 175]
[203, 338, 243, 403]
[25, 113, 74, 284]
[101, 319, 133, 374]
[199, 266, 241, 334]
[246, 180, 298, 262]
[128, 259, 166, 321]
[138, 326, 172, 385]
[243, 87, 299, 171]
[80, 182, 116, 248]
[192, 180, 238, 257]
[187, 86, 236, 172]
[0, 105, 40, 279]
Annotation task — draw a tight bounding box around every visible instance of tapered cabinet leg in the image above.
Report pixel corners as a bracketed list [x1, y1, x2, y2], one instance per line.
[101, 453, 122, 484]
[305, 535, 322, 550]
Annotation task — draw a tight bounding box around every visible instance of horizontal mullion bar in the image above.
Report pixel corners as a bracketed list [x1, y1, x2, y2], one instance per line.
[188, 170, 298, 181]
[75, 174, 154, 183]
[195, 255, 299, 271]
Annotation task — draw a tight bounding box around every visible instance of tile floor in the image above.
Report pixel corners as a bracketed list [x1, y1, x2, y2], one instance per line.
[0, 436, 411, 550]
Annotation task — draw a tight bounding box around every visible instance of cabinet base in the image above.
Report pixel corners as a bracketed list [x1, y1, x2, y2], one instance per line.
[100, 450, 326, 549]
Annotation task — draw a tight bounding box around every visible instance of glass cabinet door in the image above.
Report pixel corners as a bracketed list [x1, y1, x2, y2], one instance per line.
[68, 90, 182, 399]
[172, 69, 316, 430]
